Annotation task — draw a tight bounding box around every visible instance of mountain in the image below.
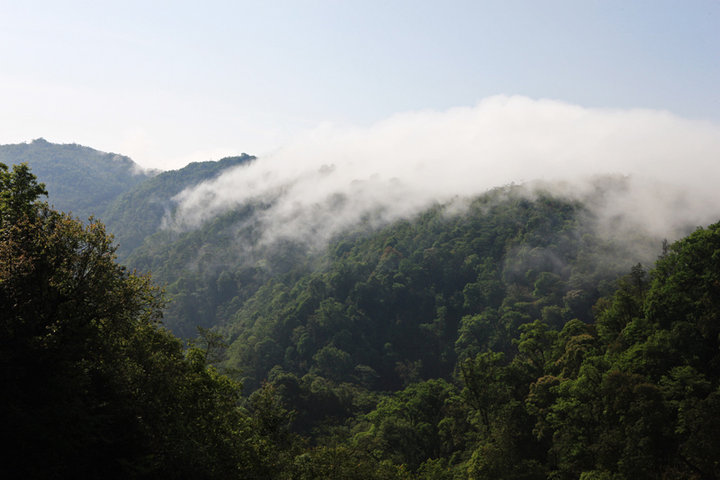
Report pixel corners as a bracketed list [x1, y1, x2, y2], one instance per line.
[215, 189, 641, 391]
[102, 154, 254, 260]
[121, 182, 649, 354]
[113, 175, 720, 478]
[0, 138, 153, 222]
[0, 139, 255, 261]
[5, 142, 720, 478]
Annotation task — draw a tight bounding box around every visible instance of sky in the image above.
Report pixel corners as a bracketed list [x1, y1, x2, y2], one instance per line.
[1, 0, 718, 171]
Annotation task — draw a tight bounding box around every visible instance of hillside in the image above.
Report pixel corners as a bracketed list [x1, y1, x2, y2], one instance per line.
[5, 151, 720, 478]
[218, 191, 625, 392]
[121, 181, 658, 343]
[116, 175, 720, 478]
[102, 154, 255, 260]
[0, 139, 255, 261]
[0, 138, 153, 221]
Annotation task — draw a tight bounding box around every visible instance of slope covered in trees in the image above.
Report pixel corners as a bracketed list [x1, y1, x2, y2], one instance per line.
[0, 138, 153, 222]
[102, 153, 254, 260]
[0, 162, 289, 478]
[123, 183, 648, 369]
[5, 158, 720, 478]
[118, 172, 720, 478]
[213, 203, 720, 479]
[334, 220, 720, 479]
[218, 190, 627, 393]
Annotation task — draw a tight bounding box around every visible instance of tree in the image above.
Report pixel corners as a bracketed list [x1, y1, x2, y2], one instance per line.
[355, 379, 467, 471]
[0, 163, 266, 478]
[0, 162, 47, 224]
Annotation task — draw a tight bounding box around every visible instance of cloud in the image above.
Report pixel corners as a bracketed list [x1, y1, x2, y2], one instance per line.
[168, 95, 720, 252]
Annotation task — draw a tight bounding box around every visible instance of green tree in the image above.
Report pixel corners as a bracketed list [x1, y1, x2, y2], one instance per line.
[0, 162, 47, 224]
[0, 164, 267, 478]
[355, 379, 467, 471]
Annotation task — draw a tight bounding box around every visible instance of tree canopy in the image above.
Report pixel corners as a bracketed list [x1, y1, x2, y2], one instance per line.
[0, 163, 269, 478]
[4, 161, 720, 478]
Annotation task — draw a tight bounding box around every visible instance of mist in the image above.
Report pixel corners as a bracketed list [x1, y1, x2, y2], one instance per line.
[169, 95, 720, 252]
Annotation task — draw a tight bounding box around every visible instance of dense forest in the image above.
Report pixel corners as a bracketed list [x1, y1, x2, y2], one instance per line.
[0, 139, 154, 222]
[102, 153, 254, 260]
[3, 153, 720, 479]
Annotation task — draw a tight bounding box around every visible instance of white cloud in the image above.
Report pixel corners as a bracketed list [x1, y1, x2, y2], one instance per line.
[169, 95, 720, 250]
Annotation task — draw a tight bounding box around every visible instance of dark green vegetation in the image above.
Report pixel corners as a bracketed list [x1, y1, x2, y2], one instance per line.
[0, 139, 254, 260]
[102, 153, 254, 260]
[0, 138, 153, 222]
[0, 163, 281, 478]
[3, 158, 720, 479]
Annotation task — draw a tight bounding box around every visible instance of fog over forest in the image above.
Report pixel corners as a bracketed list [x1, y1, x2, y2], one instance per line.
[169, 96, 720, 252]
[5, 1, 720, 477]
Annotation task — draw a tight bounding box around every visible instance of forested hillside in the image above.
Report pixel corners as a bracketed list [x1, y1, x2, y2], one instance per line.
[218, 189, 630, 393]
[124, 179, 720, 478]
[0, 138, 153, 221]
[0, 140, 254, 260]
[4, 159, 720, 479]
[102, 154, 254, 260]
[0, 163, 283, 478]
[122, 182, 651, 350]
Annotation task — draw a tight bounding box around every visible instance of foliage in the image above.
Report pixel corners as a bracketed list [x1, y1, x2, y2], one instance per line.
[214, 199, 720, 478]
[0, 138, 152, 222]
[0, 163, 270, 478]
[103, 154, 254, 260]
[8, 158, 720, 478]
[219, 190, 626, 396]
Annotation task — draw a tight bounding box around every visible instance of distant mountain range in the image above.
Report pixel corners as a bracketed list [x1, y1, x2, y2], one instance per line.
[0, 138, 254, 260]
[0, 138, 153, 222]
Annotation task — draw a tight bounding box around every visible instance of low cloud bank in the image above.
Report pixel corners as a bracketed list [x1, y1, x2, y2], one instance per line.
[169, 95, 720, 251]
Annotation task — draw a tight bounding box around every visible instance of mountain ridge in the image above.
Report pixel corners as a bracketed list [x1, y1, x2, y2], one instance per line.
[0, 139, 255, 261]
[102, 153, 255, 260]
[0, 138, 153, 222]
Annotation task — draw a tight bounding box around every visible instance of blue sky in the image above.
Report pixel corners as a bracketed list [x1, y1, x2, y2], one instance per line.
[0, 0, 718, 169]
